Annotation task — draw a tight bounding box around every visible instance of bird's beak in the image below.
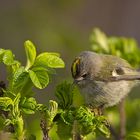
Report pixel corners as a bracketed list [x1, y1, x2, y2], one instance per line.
[73, 77, 83, 84]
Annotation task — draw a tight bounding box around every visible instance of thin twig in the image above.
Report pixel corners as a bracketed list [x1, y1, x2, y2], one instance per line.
[40, 119, 50, 140]
[119, 99, 126, 140]
[72, 120, 82, 140]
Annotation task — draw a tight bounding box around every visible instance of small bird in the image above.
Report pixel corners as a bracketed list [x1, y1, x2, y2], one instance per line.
[71, 51, 140, 109]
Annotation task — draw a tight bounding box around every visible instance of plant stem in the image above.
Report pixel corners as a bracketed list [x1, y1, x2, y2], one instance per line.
[119, 99, 126, 140]
[40, 119, 50, 140]
[72, 120, 82, 140]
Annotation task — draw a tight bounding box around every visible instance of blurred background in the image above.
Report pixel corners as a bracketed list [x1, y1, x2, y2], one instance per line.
[1, 0, 140, 102]
[1, 0, 140, 139]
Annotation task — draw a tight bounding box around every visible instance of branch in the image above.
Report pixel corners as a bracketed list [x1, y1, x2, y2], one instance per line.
[119, 99, 126, 140]
[72, 120, 83, 140]
[40, 119, 50, 140]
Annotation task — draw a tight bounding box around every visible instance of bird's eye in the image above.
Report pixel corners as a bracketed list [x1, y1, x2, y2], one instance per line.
[116, 67, 125, 75]
[112, 67, 125, 77]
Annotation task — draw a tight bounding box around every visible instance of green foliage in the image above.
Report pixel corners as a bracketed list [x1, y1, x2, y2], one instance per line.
[34, 52, 65, 68]
[0, 40, 65, 139]
[127, 132, 140, 140]
[25, 40, 36, 70]
[54, 81, 110, 139]
[3, 93, 24, 138]
[3, 40, 65, 95]
[75, 106, 110, 137]
[0, 97, 13, 111]
[90, 28, 140, 67]
[20, 97, 37, 114]
[55, 81, 74, 109]
[29, 69, 49, 89]
[0, 29, 140, 139]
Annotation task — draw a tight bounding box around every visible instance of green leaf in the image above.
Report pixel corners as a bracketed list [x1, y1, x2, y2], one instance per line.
[13, 93, 21, 117]
[60, 109, 74, 125]
[24, 40, 36, 70]
[0, 97, 13, 110]
[49, 124, 60, 140]
[12, 67, 29, 93]
[29, 70, 49, 89]
[20, 97, 37, 114]
[44, 100, 58, 127]
[55, 81, 73, 109]
[75, 107, 96, 135]
[45, 52, 60, 57]
[22, 108, 35, 114]
[127, 132, 140, 140]
[72, 85, 84, 107]
[90, 28, 109, 53]
[0, 49, 5, 62]
[48, 100, 58, 122]
[20, 78, 34, 97]
[97, 123, 110, 138]
[34, 52, 65, 68]
[14, 116, 24, 138]
[32, 66, 56, 75]
[56, 119, 72, 140]
[7, 61, 21, 86]
[3, 50, 15, 65]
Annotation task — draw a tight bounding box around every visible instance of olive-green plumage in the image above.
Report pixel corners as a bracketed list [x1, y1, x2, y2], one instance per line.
[71, 51, 140, 108]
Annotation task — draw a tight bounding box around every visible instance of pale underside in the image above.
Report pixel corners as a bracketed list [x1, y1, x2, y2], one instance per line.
[79, 80, 135, 108]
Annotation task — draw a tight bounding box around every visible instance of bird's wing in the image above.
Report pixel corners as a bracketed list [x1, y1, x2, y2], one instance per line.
[108, 66, 140, 81]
